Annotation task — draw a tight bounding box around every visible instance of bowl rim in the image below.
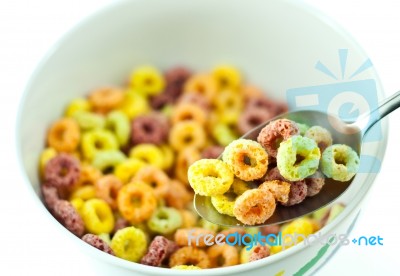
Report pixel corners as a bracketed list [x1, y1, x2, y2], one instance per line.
[15, 0, 388, 274]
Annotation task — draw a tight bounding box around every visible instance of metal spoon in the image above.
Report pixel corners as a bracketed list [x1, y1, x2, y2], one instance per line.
[194, 90, 400, 227]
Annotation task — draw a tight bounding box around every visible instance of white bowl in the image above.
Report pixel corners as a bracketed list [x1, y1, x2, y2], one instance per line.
[16, 0, 387, 275]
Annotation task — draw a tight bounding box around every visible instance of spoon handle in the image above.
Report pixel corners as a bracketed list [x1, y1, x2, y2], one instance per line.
[353, 90, 400, 136]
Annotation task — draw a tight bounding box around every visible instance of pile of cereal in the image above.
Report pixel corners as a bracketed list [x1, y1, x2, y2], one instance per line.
[188, 118, 360, 225]
[39, 64, 345, 269]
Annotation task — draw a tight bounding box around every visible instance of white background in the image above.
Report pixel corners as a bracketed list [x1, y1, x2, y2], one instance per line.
[1, 0, 399, 275]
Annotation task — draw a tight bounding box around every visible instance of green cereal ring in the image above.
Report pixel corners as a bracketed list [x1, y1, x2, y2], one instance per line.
[72, 111, 105, 131]
[222, 139, 268, 181]
[277, 136, 321, 181]
[147, 207, 182, 234]
[321, 144, 360, 182]
[296, 122, 310, 136]
[212, 123, 238, 147]
[111, 226, 147, 262]
[305, 126, 333, 152]
[106, 111, 130, 146]
[81, 129, 118, 160]
[92, 150, 127, 172]
[211, 192, 236, 217]
[188, 159, 233, 196]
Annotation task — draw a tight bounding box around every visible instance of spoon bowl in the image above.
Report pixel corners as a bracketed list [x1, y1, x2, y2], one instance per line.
[194, 90, 400, 227]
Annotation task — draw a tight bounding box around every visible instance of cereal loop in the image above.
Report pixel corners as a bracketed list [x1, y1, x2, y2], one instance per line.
[82, 233, 115, 255]
[117, 181, 157, 223]
[222, 139, 268, 181]
[277, 136, 320, 181]
[249, 245, 270, 262]
[47, 118, 80, 153]
[211, 192, 236, 217]
[89, 87, 124, 114]
[212, 65, 241, 90]
[305, 171, 325, 197]
[111, 226, 147, 262]
[65, 98, 91, 117]
[188, 159, 233, 196]
[140, 236, 178, 267]
[44, 153, 80, 189]
[169, 247, 211, 269]
[129, 144, 164, 169]
[207, 244, 239, 267]
[53, 200, 85, 237]
[238, 108, 274, 136]
[119, 89, 150, 119]
[81, 198, 115, 234]
[304, 126, 333, 152]
[131, 113, 169, 145]
[106, 110, 130, 146]
[233, 189, 276, 225]
[169, 121, 206, 151]
[171, 103, 207, 126]
[147, 207, 182, 234]
[165, 180, 193, 209]
[259, 180, 291, 204]
[184, 74, 217, 101]
[114, 158, 146, 183]
[257, 119, 300, 158]
[70, 185, 96, 201]
[81, 129, 118, 160]
[95, 175, 123, 210]
[178, 92, 210, 110]
[174, 147, 201, 185]
[133, 166, 170, 199]
[130, 66, 165, 96]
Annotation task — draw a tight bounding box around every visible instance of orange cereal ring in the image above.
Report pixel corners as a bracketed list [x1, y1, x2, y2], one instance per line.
[117, 181, 157, 224]
[132, 166, 170, 199]
[183, 74, 217, 101]
[78, 164, 102, 186]
[171, 103, 207, 126]
[95, 175, 123, 210]
[174, 147, 201, 185]
[233, 189, 276, 225]
[88, 87, 124, 114]
[169, 247, 211, 269]
[259, 180, 290, 204]
[222, 139, 268, 181]
[174, 228, 215, 247]
[169, 121, 206, 151]
[165, 180, 193, 209]
[241, 85, 265, 101]
[207, 244, 239, 267]
[47, 118, 80, 152]
[249, 245, 270, 262]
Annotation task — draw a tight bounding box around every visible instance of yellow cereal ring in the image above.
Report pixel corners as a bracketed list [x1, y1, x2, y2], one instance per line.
[211, 192, 236, 217]
[171, 103, 207, 126]
[222, 139, 268, 181]
[159, 144, 175, 170]
[212, 65, 241, 90]
[119, 89, 150, 119]
[39, 147, 57, 177]
[129, 144, 164, 169]
[213, 89, 243, 114]
[184, 74, 217, 101]
[70, 185, 96, 201]
[129, 66, 165, 96]
[117, 181, 157, 223]
[171, 265, 201, 270]
[81, 129, 118, 160]
[88, 87, 124, 114]
[304, 126, 333, 152]
[169, 121, 206, 151]
[81, 198, 115, 234]
[70, 198, 84, 217]
[188, 159, 233, 196]
[233, 188, 276, 225]
[111, 226, 147, 262]
[232, 178, 255, 195]
[114, 158, 147, 183]
[174, 147, 201, 185]
[64, 98, 91, 117]
[212, 123, 239, 147]
[132, 166, 170, 199]
[47, 118, 80, 153]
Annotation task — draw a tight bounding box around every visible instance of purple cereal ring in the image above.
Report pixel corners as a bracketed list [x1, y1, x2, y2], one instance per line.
[246, 97, 280, 116]
[201, 146, 224, 159]
[165, 66, 192, 91]
[260, 225, 280, 235]
[238, 108, 274, 136]
[82, 234, 115, 255]
[113, 217, 130, 234]
[249, 245, 270, 262]
[44, 154, 80, 189]
[141, 236, 178, 267]
[131, 113, 169, 145]
[150, 93, 174, 110]
[305, 171, 325, 197]
[264, 167, 307, 206]
[257, 119, 300, 158]
[53, 200, 85, 237]
[41, 184, 60, 211]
